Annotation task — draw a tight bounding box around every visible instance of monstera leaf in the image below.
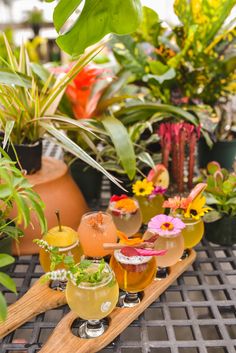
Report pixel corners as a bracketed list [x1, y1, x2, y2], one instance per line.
[45, 0, 142, 56]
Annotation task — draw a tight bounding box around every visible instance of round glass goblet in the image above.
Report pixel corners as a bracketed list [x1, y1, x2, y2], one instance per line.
[143, 230, 184, 279]
[78, 211, 118, 258]
[66, 262, 119, 338]
[110, 250, 156, 307]
[108, 198, 142, 237]
[180, 217, 205, 258]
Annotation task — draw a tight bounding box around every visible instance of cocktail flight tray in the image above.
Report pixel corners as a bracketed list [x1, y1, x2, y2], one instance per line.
[39, 249, 196, 353]
[0, 277, 66, 338]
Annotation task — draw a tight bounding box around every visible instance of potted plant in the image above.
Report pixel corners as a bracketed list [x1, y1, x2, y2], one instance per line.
[25, 7, 44, 37]
[0, 148, 47, 321]
[110, 2, 236, 169]
[203, 162, 236, 245]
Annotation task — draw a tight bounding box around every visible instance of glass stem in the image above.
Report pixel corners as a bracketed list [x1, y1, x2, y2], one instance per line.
[84, 320, 105, 338]
[123, 292, 140, 307]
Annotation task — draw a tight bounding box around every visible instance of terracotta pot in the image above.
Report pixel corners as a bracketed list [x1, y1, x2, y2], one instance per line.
[11, 157, 89, 255]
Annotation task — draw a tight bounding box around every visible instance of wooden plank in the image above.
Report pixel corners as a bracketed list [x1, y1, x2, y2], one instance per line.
[39, 249, 196, 353]
[0, 278, 66, 339]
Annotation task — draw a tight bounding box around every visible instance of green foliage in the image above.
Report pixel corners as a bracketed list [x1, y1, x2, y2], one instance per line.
[0, 36, 123, 189]
[0, 254, 16, 322]
[204, 162, 236, 216]
[111, 1, 236, 141]
[45, 0, 142, 56]
[0, 148, 47, 238]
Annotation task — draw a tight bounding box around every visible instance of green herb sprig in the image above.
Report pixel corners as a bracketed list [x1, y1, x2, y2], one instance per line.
[34, 239, 107, 285]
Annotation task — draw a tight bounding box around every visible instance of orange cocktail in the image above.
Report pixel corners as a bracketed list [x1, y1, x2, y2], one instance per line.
[78, 211, 117, 257]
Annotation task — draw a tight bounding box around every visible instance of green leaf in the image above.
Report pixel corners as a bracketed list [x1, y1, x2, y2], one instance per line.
[203, 210, 222, 223]
[102, 114, 136, 180]
[0, 69, 31, 88]
[207, 161, 221, 175]
[40, 121, 125, 189]
[0, 273, 16, 293]
[137, 152, 155, 169]
[143, 68, 176, 84]
[116, 103, 199, 126]
[54, 0, 142, 56]
[53, 0, 83, 32]
[30, 63, 51, 83]
[0, 254, 15, 268]
[0, 292, 7, 322]
[134, 6, 160, 46]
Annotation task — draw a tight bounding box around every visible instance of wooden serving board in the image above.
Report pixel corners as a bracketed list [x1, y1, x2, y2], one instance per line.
[0, 277, 66, 339]
[39, 249, 196, 353]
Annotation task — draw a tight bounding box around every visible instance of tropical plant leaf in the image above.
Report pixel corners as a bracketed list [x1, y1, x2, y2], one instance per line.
[40, 121, 125, 190]
[133, 6, 160, 46]
[102, 114, 136, 180]
[0, 69, 31, 88]
[0, 292, 7, 322]
[0, 254, 15, 268]
[116, 103, 199, 125]
[137, 152, 155, 169]
[48, 0, 142, 56]
[0, 273, 16, 293]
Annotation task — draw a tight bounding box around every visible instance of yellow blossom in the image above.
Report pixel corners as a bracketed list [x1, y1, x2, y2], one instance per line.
[132, 179, 154, 196]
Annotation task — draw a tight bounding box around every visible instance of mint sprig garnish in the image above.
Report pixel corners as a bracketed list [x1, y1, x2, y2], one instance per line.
[35, 239, 108, 286]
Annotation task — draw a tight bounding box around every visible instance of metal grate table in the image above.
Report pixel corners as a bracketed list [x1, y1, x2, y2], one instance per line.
[1, 239, 236, 353]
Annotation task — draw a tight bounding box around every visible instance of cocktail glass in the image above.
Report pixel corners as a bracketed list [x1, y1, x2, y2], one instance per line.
[66, 261, 119, 338]
[180, 217, 204, 258]
[78, 211, 118, 258]
[136, 194, 164, 224]
[108, 198, 142, 237]
[144, 230, 184, 279]
[109, 249, 156, 307]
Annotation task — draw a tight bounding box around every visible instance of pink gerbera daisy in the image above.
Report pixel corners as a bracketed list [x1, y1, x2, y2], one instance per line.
[148, 214, 185, 238]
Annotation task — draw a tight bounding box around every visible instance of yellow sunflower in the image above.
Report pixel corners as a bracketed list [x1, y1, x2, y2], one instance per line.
[132, 179, 154, 196]
[184, 195, 211, 220]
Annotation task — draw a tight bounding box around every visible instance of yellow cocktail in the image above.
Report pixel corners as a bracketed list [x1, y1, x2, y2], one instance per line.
[181, 218, 204, 249]
[78, 211, 117, 257]
[39, 225, 83, 272]
[136, 194, 164, 224]
[40, 242, 82, 273]
[66, 261, 119, 337]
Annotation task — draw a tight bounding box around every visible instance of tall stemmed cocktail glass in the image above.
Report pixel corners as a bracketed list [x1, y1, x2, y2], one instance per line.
[108, 195, 142, 237]
[66, 260, 119, 338]
[110, 248, 160, 307]
[144, 214, 185, 279]
[78, 211, 118, 258]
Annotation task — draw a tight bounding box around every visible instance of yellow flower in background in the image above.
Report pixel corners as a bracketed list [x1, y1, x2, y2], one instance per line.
[184, 194, 211, 220]
[132, 179, 154, 196]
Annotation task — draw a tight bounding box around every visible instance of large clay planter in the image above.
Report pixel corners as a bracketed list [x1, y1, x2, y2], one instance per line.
[11, 157, 89, 255]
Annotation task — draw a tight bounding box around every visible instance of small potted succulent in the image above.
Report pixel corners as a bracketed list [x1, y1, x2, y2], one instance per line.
[203, 162, 236, 245]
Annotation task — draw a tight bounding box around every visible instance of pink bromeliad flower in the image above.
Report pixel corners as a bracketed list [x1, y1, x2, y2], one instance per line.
[148, 214, 185, 238]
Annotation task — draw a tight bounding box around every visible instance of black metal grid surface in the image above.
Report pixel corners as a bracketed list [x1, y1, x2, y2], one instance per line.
[1, 238, 236, 353]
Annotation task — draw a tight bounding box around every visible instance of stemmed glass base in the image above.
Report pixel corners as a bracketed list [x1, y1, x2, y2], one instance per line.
[155, 267, 169, 280]
[50, 280, 67, 291]
[180, 249, 190, 261]
[120, 292, 141, 308]
[78, 320, 107, 338]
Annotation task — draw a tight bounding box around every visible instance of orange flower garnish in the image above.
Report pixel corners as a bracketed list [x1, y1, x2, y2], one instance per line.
[117, 230, 143, 246]
[115, 198, 138, 213]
